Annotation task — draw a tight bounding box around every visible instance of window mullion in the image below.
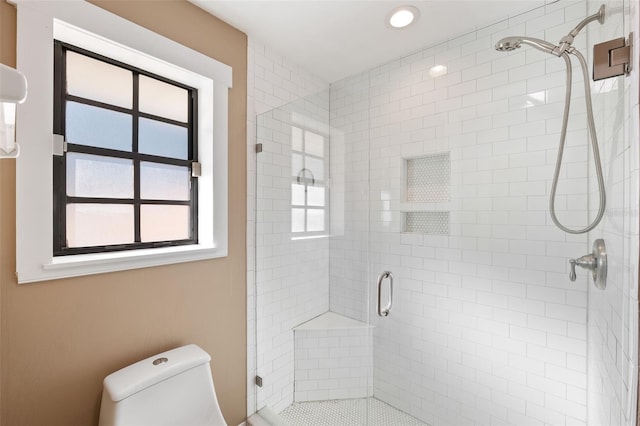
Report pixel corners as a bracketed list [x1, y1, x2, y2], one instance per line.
[190, 90, 198, 242]
[65, 144, 191, 167]
[302, 139, 309, 233]
[53, 41, 67, 252]
[133, 72, 141, 243]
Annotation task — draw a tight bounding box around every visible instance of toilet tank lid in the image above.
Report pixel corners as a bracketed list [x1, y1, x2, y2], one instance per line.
[103, 344, 211, 402]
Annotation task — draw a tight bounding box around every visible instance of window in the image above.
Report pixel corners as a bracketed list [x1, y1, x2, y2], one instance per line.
[15, 1, 231, 283]
[291, 126, 328, 237]
[53, 42, 198, 255]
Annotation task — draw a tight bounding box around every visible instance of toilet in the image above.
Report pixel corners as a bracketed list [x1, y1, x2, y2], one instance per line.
[98, 344, 227, 426]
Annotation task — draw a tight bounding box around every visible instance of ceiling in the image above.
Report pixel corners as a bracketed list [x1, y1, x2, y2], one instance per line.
[190, 0, 550, 83]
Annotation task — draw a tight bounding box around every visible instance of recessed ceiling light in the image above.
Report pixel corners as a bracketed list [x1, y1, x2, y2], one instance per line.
[428, 65, 448, 77]
[387, 6, 420, 29]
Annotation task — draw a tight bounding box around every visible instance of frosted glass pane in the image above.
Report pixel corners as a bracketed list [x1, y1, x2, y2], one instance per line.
[67, 204, 133, 247]
[139, 118, 188, 159]
[140, 205, 190, 242]
[292, 184, 305, 205]
[292, 208, 305, 232]
[66, 51, 132, 108]
[292, 126, 303, 151]
[67, 153, 133, 198]
[140, 162, 190, 201]
[139, 75, 188, 122]
[305, 156, 324, 181]
[292, 153, 303, 177]
[66, 102, 132, 151]
[307, 209, 325, 232]
[305, 131, 324, 157]
[307, 186, 325, 207]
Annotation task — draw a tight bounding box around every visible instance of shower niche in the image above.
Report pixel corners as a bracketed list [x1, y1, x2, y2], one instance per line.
[401, 152, 450, 235]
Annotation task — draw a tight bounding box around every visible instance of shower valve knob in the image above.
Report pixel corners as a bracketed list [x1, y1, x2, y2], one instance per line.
[569, 255, 595, 282]
[568, 239, 607, 289]
[569, 259, 577, 281]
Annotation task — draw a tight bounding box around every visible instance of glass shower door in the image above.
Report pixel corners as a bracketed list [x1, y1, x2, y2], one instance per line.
[585, 1, 637, 425]
[254, 87, 376, 423]
[363, 2, 621, 425]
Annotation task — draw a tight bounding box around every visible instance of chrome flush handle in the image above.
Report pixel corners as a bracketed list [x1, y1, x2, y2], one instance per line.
[569, 239, 607, 289]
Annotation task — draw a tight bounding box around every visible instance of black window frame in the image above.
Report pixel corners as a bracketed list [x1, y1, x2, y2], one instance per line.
[53, 41, 199, 256]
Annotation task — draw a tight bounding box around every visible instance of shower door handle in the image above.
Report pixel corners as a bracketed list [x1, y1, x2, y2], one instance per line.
[377, 271, 393, 317]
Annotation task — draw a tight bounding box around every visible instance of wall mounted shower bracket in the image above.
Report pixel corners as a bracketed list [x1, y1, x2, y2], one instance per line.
[593, 32, 633, 80]
[569, 239, 607, 289]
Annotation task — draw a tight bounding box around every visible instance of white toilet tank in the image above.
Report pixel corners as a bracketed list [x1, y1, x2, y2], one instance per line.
[98, 344, 227, 426]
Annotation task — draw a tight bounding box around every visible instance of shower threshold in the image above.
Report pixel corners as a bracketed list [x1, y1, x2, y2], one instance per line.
[279, 397, 428, 426]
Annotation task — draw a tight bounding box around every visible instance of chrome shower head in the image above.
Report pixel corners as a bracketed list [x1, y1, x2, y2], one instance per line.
[495, 36, 558, 55]
[495, 37, 522, 52]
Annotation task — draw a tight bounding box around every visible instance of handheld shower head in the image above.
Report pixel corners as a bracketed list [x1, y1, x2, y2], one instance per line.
[493, 4, 608, 235]
[495, 37, 521, 52]
[495, 36, 558, 55]
[496, 5, 605, 57]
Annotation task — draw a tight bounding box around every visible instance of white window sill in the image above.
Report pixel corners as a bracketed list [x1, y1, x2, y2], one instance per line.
[291, 234, 329, 241]
[16, 245, 227, 284]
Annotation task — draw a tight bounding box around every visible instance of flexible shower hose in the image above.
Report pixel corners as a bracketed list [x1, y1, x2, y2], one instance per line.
[549, 49, 606, 234]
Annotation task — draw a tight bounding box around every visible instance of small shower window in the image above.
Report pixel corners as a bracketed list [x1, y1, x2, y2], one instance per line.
[291, 126, 328, 237]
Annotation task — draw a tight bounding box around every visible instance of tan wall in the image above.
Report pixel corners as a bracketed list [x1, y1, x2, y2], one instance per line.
[0, 1, 247, 425]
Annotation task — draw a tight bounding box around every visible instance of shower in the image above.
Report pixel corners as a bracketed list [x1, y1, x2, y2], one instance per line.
[253, 2, 638, 425]
[496, 5, 606, 234]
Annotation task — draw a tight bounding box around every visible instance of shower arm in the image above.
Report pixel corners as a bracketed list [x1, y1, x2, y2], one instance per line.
[557, 5, 606, 55]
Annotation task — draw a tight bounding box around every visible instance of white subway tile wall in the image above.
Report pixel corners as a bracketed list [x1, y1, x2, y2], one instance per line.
[330, 71, 373, 323]
[329, 2, 595, 425]
[294, 328, 373, 402]
[247, 39, 328, 415]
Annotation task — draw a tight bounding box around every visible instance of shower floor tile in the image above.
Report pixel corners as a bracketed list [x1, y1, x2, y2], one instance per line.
[279, 397, 428, 426]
